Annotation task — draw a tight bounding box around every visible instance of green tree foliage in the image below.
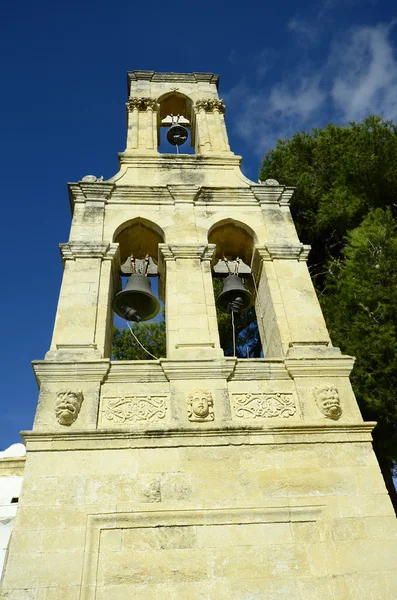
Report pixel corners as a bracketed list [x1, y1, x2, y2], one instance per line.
[112, 317, 166, 360]
[260, 116, 397, 497]
[260, 116, 397, 284]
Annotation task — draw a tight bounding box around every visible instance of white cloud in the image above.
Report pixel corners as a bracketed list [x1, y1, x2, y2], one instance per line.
[254, 48, 278, 81]
[287, 18, 319, 45]
[226, 22, 397, 155]
[331, 23, 397, 121]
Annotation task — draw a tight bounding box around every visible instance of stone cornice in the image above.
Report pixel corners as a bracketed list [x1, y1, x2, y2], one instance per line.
[105, 361, 168, 383]
[59, 242, 119, 262]
[68, 182, 114, 202]
[0, 457, 25, 476]
[105, 358, 297, 383]
[255, 244, 311, 262]
[127, 71, 219, 87]
[32, 360, 110, 385]
[160, 359, 233, 381]
[68, 181, 292, 208]
[252, 185, 294, 206]
[158, 243, 216, 261]
[197, 187, 257, 205]
[117, 153, 242, 170]
[285, 356, 355, 378]
[167, 184, 200, 203]
[22, 422, 376, 452]
[227, 358, 292, 381]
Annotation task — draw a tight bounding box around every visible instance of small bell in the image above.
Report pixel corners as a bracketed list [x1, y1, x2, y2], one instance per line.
[166, 114, 188, 146]
[216, 274, 253, 314]
[113, 274, 160, 322]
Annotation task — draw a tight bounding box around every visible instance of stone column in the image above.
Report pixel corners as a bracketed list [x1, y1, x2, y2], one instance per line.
[194, 102, 211, 152]
[253, 244, 331, 356]
[46, 242, 119, 360]
[125, 97, 159, 153]
[159, 244, 223, 359]
[125, 100, 139, 150]
[195, 99, 230, 153]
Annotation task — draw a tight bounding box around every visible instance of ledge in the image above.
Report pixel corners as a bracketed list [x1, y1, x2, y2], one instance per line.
[32, 360, 111, 385]
[22, 422, 376, 452]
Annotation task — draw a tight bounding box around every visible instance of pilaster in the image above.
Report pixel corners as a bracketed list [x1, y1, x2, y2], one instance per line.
[159, 243, 223, 359]
[253, 245, 331, 355]
[47, 242, 119, 360]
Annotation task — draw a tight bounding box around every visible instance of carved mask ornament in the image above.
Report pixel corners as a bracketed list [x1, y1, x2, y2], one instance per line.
[314, 385, 342, 420]
[55, 390, 84, 426]
[188, 389, 214, 422]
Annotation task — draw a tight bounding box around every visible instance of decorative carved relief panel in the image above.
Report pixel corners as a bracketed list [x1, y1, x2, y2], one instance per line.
[230, 393, 296, 419]
[102, 396, 168, 424]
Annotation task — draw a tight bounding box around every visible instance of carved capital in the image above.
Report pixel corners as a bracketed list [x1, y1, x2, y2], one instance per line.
[195, 99, 226, 114]
[60, 242, 119, 262]
[159, 243, 216, 261]
[127, 97, 159, 112]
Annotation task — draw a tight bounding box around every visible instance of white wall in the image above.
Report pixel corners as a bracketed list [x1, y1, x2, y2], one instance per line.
[0, 444, 25, 578]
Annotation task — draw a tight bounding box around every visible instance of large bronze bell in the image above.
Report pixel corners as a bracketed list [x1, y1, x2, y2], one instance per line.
[166, 123, 188, 146]
[113, 274, 160, 322]
[166, 115, 188, 147]
[216, 274, 253, 314]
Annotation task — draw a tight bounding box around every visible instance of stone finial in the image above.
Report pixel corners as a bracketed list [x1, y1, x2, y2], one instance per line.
[187, 389, 214, 422]
[127, 97, 159, 112]
[195, 99, 226, 114]
[258, 178, 280, 186]
[55, 390, 84, 426]
[81, 175, 104, 183]
[314, 385, 342, 420]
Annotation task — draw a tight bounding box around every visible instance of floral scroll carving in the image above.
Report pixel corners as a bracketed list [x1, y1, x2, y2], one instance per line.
[314, 385, 342, 420]
[231, 393, 296, 419]
[102, 396, 168, 424]
[55, 390, 84, 426]
[195, 99, 226, 114]
[127, 97, 159, 112]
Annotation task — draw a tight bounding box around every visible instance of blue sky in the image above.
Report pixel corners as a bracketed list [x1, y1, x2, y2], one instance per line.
[1, 0, 396, 449]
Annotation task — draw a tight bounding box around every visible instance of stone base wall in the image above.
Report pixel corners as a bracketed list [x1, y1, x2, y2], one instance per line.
[1, 436, 397, 600]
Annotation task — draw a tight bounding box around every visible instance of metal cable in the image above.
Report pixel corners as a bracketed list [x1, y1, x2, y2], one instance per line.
[126, 320, 159, 360]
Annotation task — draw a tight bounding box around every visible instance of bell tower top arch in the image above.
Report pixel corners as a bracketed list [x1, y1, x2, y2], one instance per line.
[124, 70, 230, 156]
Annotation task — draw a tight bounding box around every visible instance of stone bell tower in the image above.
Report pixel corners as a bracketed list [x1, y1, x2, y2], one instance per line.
[2, 71, 397, 600]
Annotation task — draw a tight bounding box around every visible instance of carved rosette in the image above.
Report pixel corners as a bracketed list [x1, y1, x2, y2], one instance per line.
[314, 385, 342, 420]
[195, 99, 226, 114]
[126, 97, 160, 112]
[231, 393, 296, 419]
[102, 396, 168, 424]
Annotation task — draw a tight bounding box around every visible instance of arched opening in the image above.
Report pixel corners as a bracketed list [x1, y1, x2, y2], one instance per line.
[208, 220, 262, 358]
[157, 92, 195, 154]
[112, 219, 166, 360]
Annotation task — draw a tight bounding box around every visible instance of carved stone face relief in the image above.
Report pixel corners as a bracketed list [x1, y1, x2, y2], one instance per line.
[188, 389, 214, 422]
[55, 390, 84, 426]
[314, 385, 342, 420]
